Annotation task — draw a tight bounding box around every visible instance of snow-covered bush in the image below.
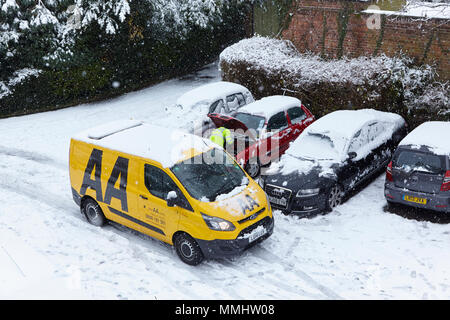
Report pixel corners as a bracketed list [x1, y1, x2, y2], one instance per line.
[0, 0, 251, 117]
[220, 36, 449, 128]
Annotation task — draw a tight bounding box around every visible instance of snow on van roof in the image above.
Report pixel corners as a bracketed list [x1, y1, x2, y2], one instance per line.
[72, 120, 216, 168]
[176, 81, 249, 108]
[238, 95, 301, 119]
[399, 121, 450, 156]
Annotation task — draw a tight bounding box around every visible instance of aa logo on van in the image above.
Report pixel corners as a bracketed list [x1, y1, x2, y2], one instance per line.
[80, 148, 129, 212]
[237, 194, 259, 216]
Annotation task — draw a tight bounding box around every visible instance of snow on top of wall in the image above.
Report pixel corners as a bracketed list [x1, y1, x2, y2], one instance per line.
[363, 2, 450, 20]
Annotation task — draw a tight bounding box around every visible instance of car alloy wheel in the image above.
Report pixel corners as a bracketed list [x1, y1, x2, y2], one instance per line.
[328, 185, 343, 210]
[245, 159, 260, 178]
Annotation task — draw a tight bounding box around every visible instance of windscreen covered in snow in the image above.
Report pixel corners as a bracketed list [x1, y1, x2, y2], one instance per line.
[399, 121, 450, 156]
[288, 109, 404, 161]
[268, 109, 405, 177]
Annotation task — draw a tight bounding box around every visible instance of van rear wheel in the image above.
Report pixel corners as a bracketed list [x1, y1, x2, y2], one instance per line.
[174, 233, 204, 266]
[81, 198, 106, 227]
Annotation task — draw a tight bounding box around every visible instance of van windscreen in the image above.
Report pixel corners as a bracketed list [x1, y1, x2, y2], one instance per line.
[171, 148, 248, 202]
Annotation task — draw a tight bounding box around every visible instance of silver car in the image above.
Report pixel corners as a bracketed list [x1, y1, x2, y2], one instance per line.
[384, 121, 450, 213]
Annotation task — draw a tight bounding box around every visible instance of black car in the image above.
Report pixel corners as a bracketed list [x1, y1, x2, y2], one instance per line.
[384, 121, 450, 213]
[260, 109, 407, 216]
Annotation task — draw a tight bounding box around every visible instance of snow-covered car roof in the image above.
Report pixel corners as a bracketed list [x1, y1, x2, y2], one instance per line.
[399, 121, 450, 156]
[238, 95, 301, 119]
[72, 120, 216, 168]
[176, 81, 251, 108]
[288, 109, 405, 160]
[306, 109, 403, 138]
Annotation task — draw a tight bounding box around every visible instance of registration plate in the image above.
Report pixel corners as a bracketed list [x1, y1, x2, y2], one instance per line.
[403, 195, 427, 205]
[268, 195, 287, 207]
[248, 226, 267, 243]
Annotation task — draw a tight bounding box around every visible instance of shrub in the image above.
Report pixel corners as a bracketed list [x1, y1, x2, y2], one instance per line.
[0, 0, 251, 118]
[220, 37, 449, 128]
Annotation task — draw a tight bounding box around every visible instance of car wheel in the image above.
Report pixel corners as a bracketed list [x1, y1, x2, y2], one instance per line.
[245, 158, 261, 178]
[174, 233, 204, 266]
[326, 184, 343, 211]
[81, 198, 106, 227]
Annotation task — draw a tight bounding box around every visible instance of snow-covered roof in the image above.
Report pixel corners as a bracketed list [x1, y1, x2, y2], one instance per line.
[72, 120, 216, 168]
[176, 81, 250, 108]
[399, 121, 450, 156]
[238, 95, 301, 119]
[288, 109, 405, 161]
[308, 109, 403, 139]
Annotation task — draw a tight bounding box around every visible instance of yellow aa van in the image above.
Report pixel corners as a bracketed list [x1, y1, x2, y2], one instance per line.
[69, 120, 273, 265]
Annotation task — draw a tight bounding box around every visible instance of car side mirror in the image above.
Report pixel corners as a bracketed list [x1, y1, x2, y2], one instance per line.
[347, 152, 357, 161]
[166, 191, 178, 207]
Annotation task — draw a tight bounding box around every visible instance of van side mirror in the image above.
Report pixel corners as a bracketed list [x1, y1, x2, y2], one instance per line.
[347, 152, 357, 161]
[166, 191, 178, 207]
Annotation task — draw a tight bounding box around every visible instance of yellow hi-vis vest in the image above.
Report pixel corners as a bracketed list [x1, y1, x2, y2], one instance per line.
[210, 127, 232, 147]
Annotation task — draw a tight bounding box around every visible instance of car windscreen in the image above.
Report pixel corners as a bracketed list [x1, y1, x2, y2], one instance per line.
[170, 148, 248, 202]
[394, 149, 445, 174]
[288, 132, 340, 161]
[234, 112, 265, 131]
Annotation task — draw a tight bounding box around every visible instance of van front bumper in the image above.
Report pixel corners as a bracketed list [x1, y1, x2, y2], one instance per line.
[195, 216, 274, 259]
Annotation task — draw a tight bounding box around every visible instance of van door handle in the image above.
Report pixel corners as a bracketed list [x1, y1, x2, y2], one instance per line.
[140, 195, 148, 200]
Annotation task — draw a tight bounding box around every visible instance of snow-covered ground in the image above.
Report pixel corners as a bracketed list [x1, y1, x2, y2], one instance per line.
[1, 62, 449, 300]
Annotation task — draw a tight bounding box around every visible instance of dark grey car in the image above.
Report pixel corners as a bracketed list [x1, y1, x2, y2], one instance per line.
[384, 122, 450, 213]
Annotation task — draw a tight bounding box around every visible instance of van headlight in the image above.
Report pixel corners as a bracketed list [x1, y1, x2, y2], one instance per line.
[201, 213, 235, 231]
[296, 188, 320, 197]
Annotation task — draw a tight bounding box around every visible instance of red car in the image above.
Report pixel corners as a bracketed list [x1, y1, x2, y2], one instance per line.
[209, 95, 315, 178]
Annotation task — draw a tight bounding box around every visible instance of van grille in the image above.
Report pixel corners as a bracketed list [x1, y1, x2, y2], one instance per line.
[238, 207, 265, 224]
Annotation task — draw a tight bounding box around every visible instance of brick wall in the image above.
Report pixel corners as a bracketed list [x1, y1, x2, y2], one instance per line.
[281, 0, 450, 80]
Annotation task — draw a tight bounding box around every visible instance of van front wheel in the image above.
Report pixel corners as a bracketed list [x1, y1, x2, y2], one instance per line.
[174, 233, 204, 266]
[81, 198, 106, 227]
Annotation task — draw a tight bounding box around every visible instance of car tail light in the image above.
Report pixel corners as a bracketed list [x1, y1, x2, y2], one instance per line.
[386, 161, 393, 182]
[441, 171, 450, 192]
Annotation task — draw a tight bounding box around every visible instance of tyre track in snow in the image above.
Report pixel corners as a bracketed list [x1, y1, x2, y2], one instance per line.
[0, 170, 81, 224]
[0, 145, 339, 299]
[107, 223, 249, 299]
[0, 144, 245, 298]
[0, 145, 67, 171]
[250, 245, 343, 300]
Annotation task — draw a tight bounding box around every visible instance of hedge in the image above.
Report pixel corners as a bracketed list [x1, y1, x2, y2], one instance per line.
[0, 1, 251, 118]
[219, 37, 449, 129]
